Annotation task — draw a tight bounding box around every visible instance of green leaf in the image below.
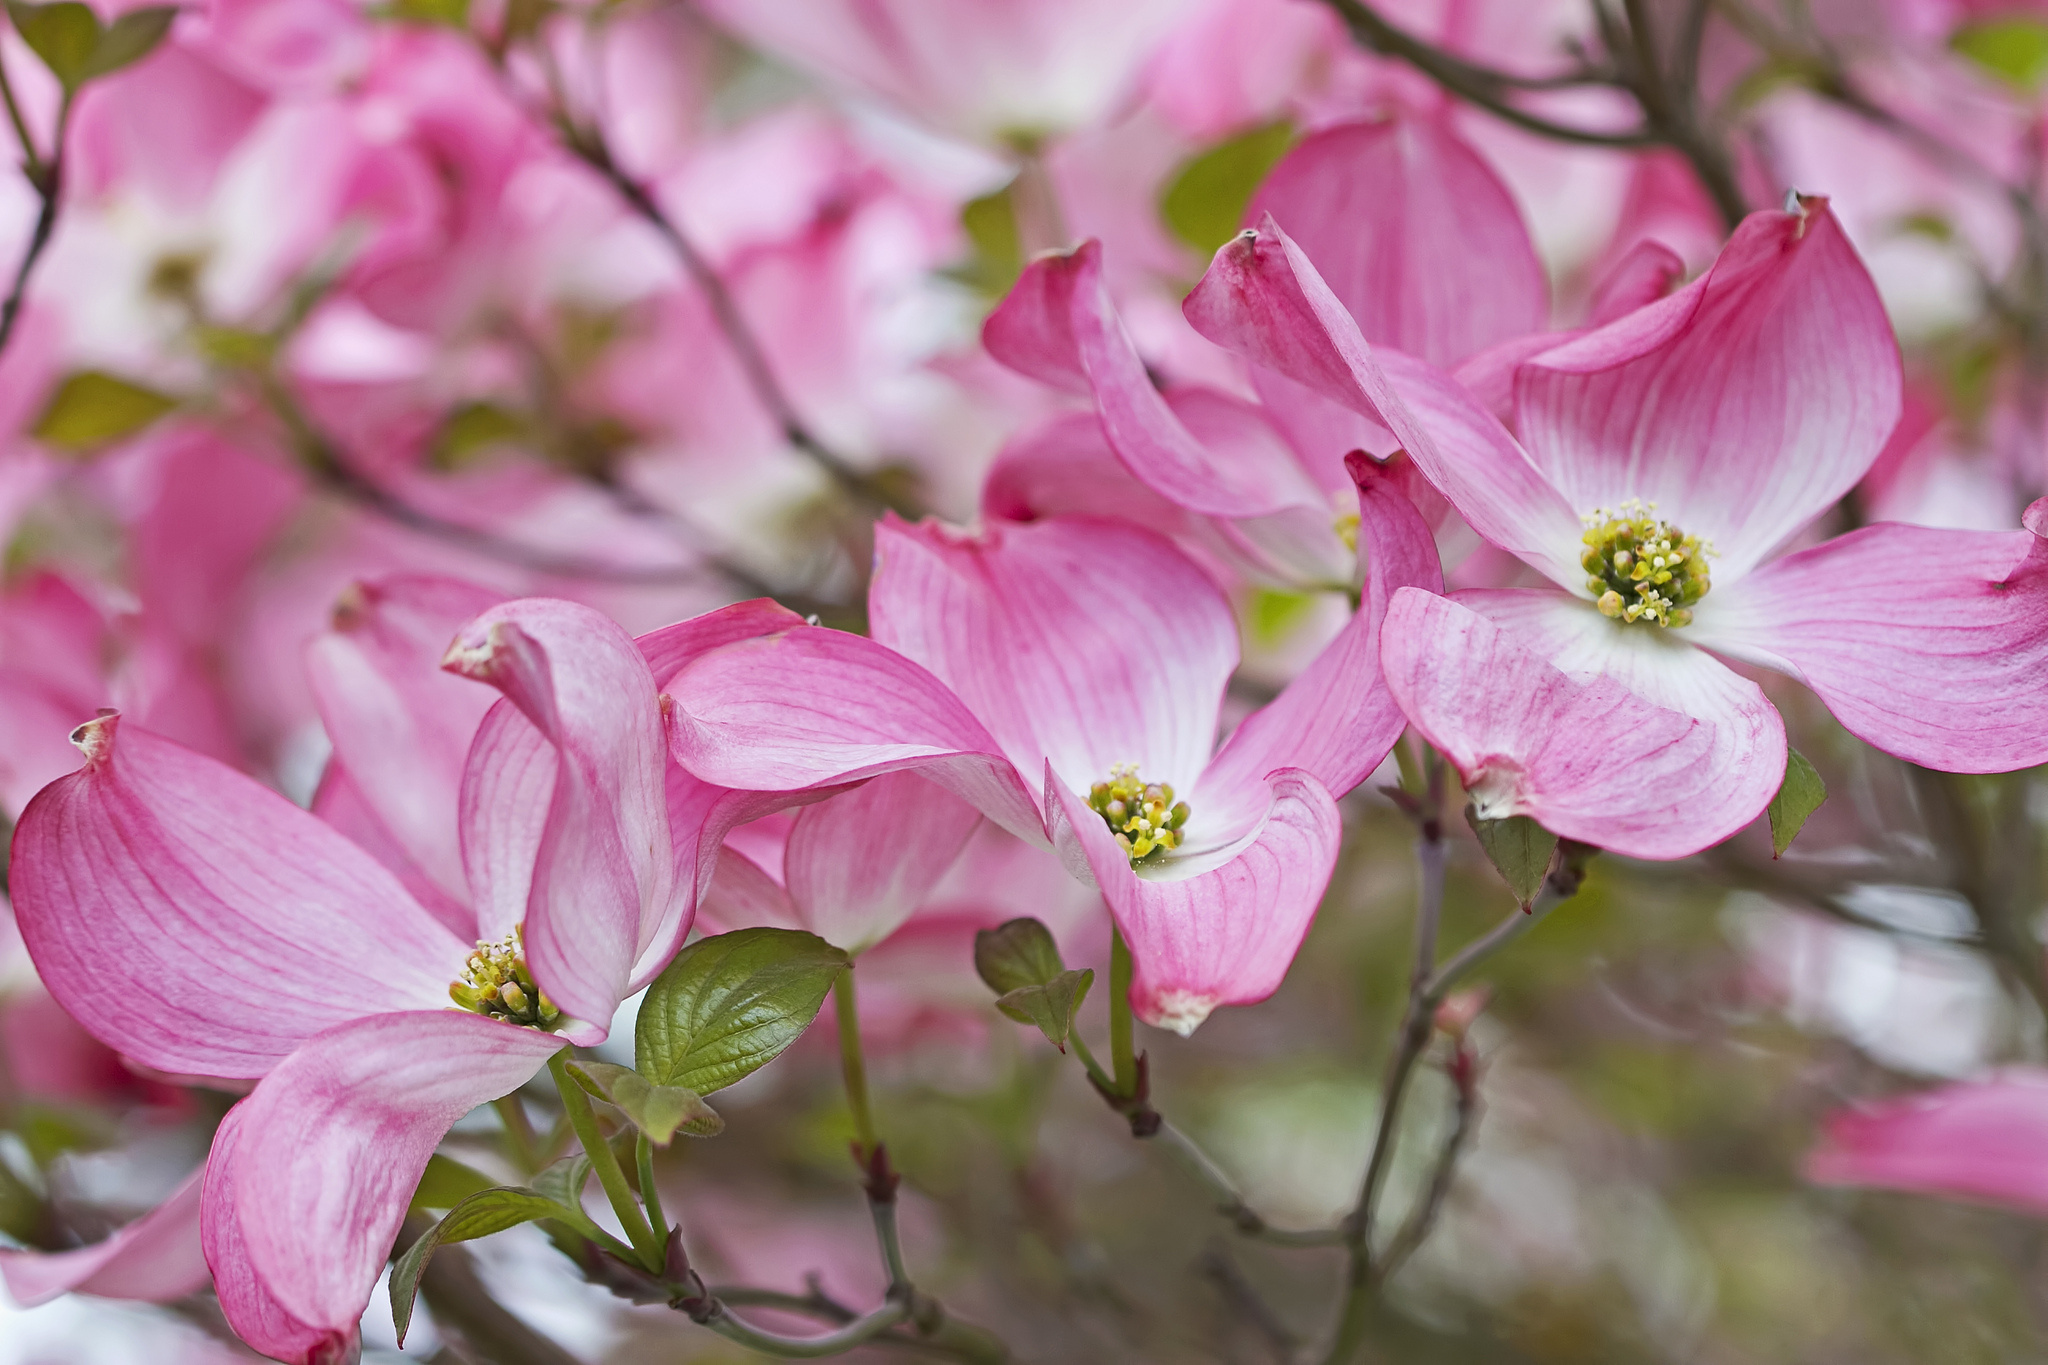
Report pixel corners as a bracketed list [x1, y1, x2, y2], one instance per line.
[995, 967, 1093, 1052]
[1247, 587, 1317, 647]
[31, 371, 175, 453]
[390, 1187, 582, 1346]
[431, 401, 528, 469]
[635, 928, 848, 1096]
[409, 1154, 496, 1212]
[530, 1152, 591, 1214]
[1465, 809, 1557, 909]
[973, 917, 1066, 995]
[382, 0, 470, 25]
[952, 182, 1024, 297]
[1766, 747, 1827, 858]
[1161, 121, 1294, 256]
[565, 1059, 723, 1145]
[1953, 19, 2048, 90]
[7, 1, 101, 89]
[75, 4, 174, 83]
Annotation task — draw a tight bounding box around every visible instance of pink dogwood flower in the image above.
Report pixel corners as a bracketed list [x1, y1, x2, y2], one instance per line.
[1184, 197, 2048, 856]
[664, 465, 1439, 1034]
[982, 112, 1545, 589]
[1806, 1072, 2048, 1216]
[5, 591, 796, 1361]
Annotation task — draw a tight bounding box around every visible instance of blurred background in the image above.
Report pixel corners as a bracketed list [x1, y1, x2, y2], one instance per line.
[0, 0, 2046, 1359]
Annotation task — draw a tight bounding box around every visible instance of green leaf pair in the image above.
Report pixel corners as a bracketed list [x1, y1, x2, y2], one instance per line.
[974, 917, 1093, 1051]
[6, 1, 175, 94]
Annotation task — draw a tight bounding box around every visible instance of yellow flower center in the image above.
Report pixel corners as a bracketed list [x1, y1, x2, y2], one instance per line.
[450, 928, 561, 1030]
[1089, 763, 1190, 866]
[1579, 500, 1712, 627]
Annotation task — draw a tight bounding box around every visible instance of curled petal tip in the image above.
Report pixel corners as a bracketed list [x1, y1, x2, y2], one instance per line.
[67, 709, 121, 765]
[440, 620, 514, 681]
[1145, 990, 1216, 1037]
[2023, 498, 2046, 538]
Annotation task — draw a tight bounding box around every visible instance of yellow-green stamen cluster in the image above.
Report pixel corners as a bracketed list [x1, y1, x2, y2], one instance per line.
[1089, 763, 1190, 865]
[1580, 500, 1711, 627]
[450, 929, 561, 1030]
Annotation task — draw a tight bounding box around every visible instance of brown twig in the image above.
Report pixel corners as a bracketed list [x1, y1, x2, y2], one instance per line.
[0, 59, 66, 358]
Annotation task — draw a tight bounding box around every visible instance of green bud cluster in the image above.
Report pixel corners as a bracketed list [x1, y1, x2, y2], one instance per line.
[450, 928, 561, 1030]
[1089, 763, 1190, 865]
[1580, 500, 1711, 627]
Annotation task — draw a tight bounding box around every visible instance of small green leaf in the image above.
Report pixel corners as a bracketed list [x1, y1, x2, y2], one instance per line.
[381, 0, 469, 25]
[409, 1154, 496, 1212]
[7, 1, 101, 89]
[995, 967, 1093, 1052]
[1465, 809, 1557, 909]
[951, 182, 1024, 297]
[530, 1152, 591, 1214]
[1953, 18, 2048, 90]
[973, 917, 1066, 995]
[1161, 121, 1295, 256]
[565, 1059, 723, 1145]
[1767, 748, 1827, 858]
[390, 1187, 581, 1345]
[431, 401, 528, 469]
[76, 4, 174, 83]
[31, 371, 175, 452]
[635, 928, 848, 1096]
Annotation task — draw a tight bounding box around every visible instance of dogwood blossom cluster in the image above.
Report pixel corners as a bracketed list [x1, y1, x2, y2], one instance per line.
[0, 1, 2042, 1362]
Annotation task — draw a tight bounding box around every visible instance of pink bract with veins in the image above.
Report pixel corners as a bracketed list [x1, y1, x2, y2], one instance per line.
[1185, 197, 2048, 857]
[4, 582, 802, 1363]
[664, 463, 1440, 1035]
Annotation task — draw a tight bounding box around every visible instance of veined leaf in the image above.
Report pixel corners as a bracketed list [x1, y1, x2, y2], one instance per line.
[1767, 748, 1827, 858]
[635, 928, 847, 1096]
[1466, 809, 1557, 909]
[973, 917, 1066, 995]
[390, 1187, 581, 1345]
[565, 1059, 723, 1145]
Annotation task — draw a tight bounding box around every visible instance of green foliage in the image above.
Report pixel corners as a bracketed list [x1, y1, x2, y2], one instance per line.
[996, 969, 1094, 1053]
[1246, 587, 1318, 647]
[1465, 809, 1557, 908]
[1160, 121, 1294, 256]
[974, 917, 1067, 994]
[432, 402, 529, 468]
[1952, 19, 2048, 90]
[1767, 748, 1827, 858]
[31, 371, 175, 453]
[390, 1186, 583, 1345]
[381, 0, 469, 25]
[635, 927, 847, 1096]
[5, 1, 175, 92]
[974, 917, 1094, 1052]
[951, 182, 1024, 297]
[531, 1152, 592, 1213]
[409, 1154, 496, 1212]
[565, 1059, 723, 1145]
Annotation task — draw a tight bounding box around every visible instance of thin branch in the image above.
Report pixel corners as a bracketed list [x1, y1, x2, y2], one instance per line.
[1370, 1055, 1480, 1288]
[553, 126, 922, 520]
[0, 84, 66, 358]
[1316, 0, 1657, 148]
[1155, 1120, 1347, 1248]
[1198, 1245, 1299, 1364]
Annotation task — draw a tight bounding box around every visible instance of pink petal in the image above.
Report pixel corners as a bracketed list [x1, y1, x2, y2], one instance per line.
[634, 597, 810, 689]
[1250, 114, 1547, 369]
[869, 516, 1237, 796]
[1380, 590, 1772, 859]
[445, 600, 675, 1033]
[312, 758, 473, 936]
[1184, 218, 1586, 589]
[698, 842, 804, 934]
[456, 699, 555, 946]
[1514, 199, 1903, 578]
[1690, 519, 2048, 772]
[1049, 767, 1340, 1035]
[985, 242, 1322, 518]
[9, 716, 467, 1079]
[204, 1110, 349, 1365]
[664, 625, 1047, 843]
[305, 575, 506, 915]
[1441, 589, 1794, 855]
[1586, 238, 1688, 326]
[784, 772, 983, 954]
[1806, 1072, 2048, 1216]
[205, 1013, 562, 1362]
[0, 1167, 208, 1306]
[1201, 454, 1442, 805]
